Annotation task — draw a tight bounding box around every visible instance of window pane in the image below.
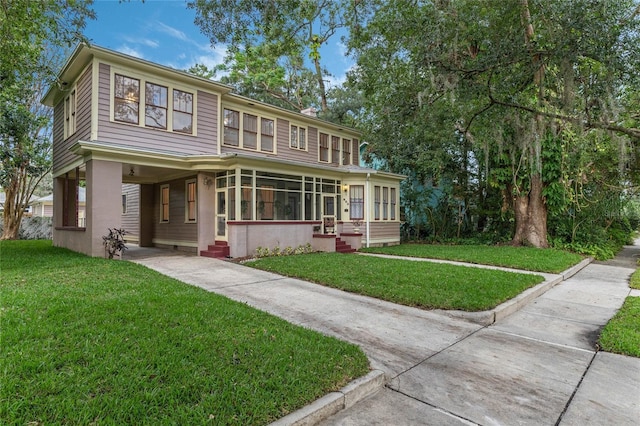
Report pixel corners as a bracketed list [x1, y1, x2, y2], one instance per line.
[331, 136, 340, 164]
[145, 106, 167, 128]
[374, 186, 380, 220]
[342, 139, 351, 165]
[114, 75, 139, 124]
[241, 187, 253, 220]
[349, 185, 364, 220]
[243, 114, 258, 149]
[319, 133, 329, 162]
[173, 111, 193, 133]
[299, 128, 306, 150]
[290, 126, 298, 148]
[173, 90, 193, 133]
[173, 90, 193, 113]
[390, 188, 396, 220]
[261, 118, 274, 152]
[224, 109, 239, 146]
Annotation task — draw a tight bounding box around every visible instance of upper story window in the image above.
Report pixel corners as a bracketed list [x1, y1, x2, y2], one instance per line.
[223, 109, 240, 146]
[290, 125, 306, 150]
[319, 133, 329, 162]
[173, 90, 193, 133]
[145, 82, 168, 129]
[64, 89, 76, 138]
[261, 118, 274, 152]
[331, 136, 340, 165]
[113, 72, 194, 134]
[243, 113, 258, 149]
[223, 108, 274, 152]
[114, 74, 140, 124]
[342, 138, 351, 165]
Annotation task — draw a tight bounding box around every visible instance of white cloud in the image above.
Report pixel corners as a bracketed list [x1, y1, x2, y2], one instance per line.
[117, 45, 144, 59]
[129, 37, 160, 49]
[156, 22, 189, 42]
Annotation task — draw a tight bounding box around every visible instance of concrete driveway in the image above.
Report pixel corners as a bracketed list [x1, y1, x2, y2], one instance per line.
[130, 244, 640, 425]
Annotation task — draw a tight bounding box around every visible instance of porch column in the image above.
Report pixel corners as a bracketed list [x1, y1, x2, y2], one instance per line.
[197, 173, 216, 254]
[85, 159, 122, 257]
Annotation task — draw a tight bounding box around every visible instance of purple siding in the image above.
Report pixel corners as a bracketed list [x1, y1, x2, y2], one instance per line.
[96, 63, 218, 155]
[152, 177, 198, 243]
[53, 65, 92, 174]
[122, 184, 140, 238]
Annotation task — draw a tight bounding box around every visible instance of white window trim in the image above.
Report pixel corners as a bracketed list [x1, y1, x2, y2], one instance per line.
[110, 68, 197, 136]
[185, 179, 197, 223]
[222, 108, 276, 153]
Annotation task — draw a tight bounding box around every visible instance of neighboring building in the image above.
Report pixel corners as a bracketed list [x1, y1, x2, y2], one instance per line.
[42, 44, 404, 258]
[31, 187, 86, 227]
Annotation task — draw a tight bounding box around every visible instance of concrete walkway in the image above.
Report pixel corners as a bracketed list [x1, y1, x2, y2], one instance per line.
[129, 243, 640, 425]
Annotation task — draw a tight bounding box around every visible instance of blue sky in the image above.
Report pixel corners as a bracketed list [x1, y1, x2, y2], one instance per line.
[84, 0, 351, 88]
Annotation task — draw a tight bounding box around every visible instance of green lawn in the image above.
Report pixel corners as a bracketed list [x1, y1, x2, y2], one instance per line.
[599, 296, 640, 357]
[360, 244, 583, 273]
[0, 241, 369, 425]
[630, 269, 640, 290]
[248, 252, 544, 311]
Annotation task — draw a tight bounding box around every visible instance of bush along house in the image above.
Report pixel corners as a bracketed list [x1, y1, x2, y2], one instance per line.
[42, 44, 404, 258]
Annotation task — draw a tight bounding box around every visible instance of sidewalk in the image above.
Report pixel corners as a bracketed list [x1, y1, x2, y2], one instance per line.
[131, 243, 640, 425]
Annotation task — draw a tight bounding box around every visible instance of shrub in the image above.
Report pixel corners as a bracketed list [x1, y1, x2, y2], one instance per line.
[0, 216, 53, 240]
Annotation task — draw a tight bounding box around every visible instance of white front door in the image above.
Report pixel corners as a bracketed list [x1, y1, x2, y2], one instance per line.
[322, 195, 336, 234]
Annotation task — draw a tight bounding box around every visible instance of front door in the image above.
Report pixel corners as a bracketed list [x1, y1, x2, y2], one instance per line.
[216, 188, 226, 240]
[322, 195, 336, 234]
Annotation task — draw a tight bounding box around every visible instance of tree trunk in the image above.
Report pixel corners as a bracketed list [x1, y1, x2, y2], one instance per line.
[313, 57, 328, 112]
[511, 174, 548, 247]
[1, 184, 24, 240]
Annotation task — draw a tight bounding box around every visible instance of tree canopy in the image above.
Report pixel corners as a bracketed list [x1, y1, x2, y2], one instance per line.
[0, 0, 94, 239]
[347, 0, 640, 247]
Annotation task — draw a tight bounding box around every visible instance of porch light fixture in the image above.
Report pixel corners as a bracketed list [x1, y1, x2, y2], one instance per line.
[129, 167, 135, 177]
[202, 176, 213, 189]
[343, 184, 348, 192]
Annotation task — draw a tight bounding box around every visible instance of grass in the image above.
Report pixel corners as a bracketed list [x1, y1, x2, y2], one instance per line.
[630, 268, 640, 290]
[0, 241, 369, 425]
[360, 244, 583, 273]
[598, 297, 640, 357]
[248, 253, 544, 311]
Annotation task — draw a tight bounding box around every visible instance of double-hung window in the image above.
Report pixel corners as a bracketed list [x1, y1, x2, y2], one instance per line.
[160, 184, 170, 223]
[290, 125, 306, 150]
[374, 186, 381, 220]
[349, 186, 364, 220]
[64, 89, 76, 138]
[223, 109, 240, 146]
[342, 139, 351, 165]
[261, 118, 274, 152]
[390, 188, 397, 220]
[382, 187, 389, 220]
[331, 136, 340, 164]
[186, 180, 197, 222]
[319, 133, 329, 162]
[173, 89, 193, 133]
[114, 74, 140, 124]
[243, 114, 258, 149]
[145, 82, 168, 129]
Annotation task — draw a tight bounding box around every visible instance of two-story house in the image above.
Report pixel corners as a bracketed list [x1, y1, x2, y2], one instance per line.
[43, 44, 404, 258]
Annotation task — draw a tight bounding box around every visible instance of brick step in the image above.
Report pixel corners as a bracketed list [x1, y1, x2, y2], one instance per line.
[335, 238, 356, 254]
[200, 241, 230, 258]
